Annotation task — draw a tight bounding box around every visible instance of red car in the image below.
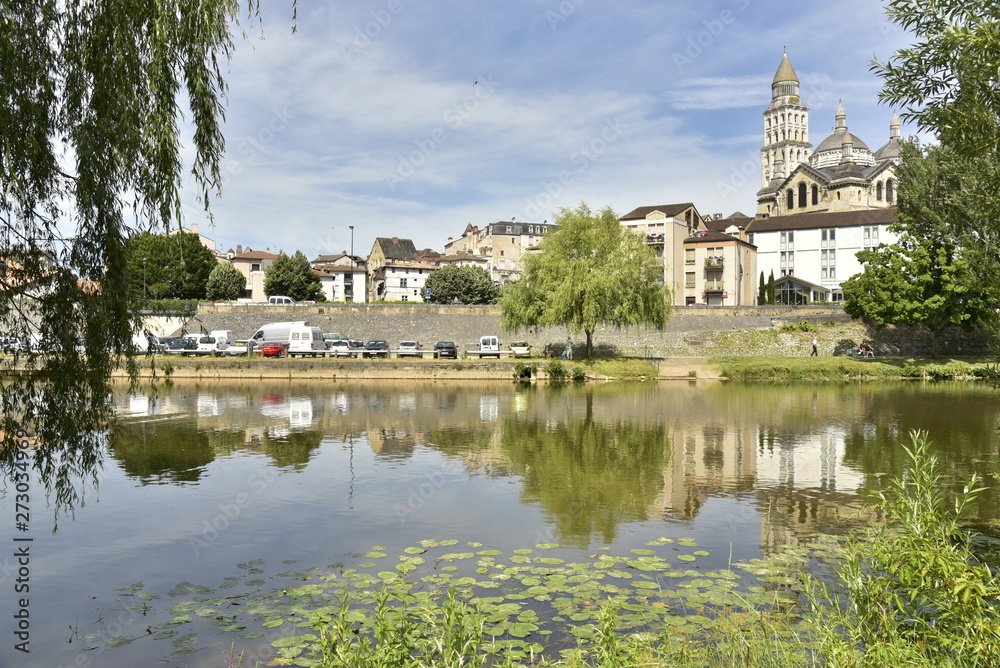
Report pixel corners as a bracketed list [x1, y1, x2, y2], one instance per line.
[257, 341, 288, 358]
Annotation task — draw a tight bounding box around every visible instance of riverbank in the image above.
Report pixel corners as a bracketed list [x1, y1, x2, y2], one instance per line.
[112, 352, 996, 382]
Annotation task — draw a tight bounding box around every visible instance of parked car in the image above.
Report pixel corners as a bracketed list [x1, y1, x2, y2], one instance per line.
[509, 341, 531, 358]
[250, 320, 309, 345]
[224, 340, 257, 356]
[433, 341, 458, 359]
[397, 340, 422, 357]
[257, 341, 289, 358]
[166, 337, 199, 355]
[267, 295, 296, 305]
[326, 339, 355, 358]
[194, 335, 228, 356]
[323, 332, 347, 349]
[362, 339, 389, 358]
[0, 336, 26, 354]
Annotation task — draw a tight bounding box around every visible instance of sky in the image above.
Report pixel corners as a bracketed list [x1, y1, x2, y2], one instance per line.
[179, 0, 917, 260]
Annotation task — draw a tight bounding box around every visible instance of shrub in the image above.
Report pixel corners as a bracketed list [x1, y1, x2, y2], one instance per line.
[161, 360, 174, 377]
[545, 360, 567, 378]
[513, 362, 534, 380]
[571, 366, 587, 381]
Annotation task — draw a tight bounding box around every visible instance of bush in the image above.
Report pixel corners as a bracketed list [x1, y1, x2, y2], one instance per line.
[513, 362, 535, 380]
[545, 360, 568, 378]
[571, 366, 587, 381]
[161, 360, 174, 377]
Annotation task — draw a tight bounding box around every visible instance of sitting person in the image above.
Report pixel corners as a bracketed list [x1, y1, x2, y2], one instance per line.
[860, 343, 874, 358]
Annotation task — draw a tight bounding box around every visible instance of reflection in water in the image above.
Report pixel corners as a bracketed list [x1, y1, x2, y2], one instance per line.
[104, 380, 1000, 553]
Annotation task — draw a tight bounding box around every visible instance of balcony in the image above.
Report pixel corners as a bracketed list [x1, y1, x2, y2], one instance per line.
[645, 233, 665, 244]
[704, 281, 725, 292]
[705, 256, 724, 268]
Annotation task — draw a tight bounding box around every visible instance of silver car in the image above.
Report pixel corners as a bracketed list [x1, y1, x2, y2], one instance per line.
[224, 340, 257, 356]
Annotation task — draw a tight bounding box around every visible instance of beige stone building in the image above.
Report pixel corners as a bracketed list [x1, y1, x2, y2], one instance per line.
[618, 203, 706, 304]
[228, 248, 278, 302]
[681, 230, 757, 306]
[444, 220, 558, 284]
[757, 51, 901, 218]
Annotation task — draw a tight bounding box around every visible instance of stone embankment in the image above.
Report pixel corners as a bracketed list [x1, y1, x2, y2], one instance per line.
[156, 303, 992, 359]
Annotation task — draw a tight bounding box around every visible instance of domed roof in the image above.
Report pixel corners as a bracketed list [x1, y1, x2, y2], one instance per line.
[815, 129, 872, 154]
[772, 52, 798, 84]
[874, 138, 901, 161]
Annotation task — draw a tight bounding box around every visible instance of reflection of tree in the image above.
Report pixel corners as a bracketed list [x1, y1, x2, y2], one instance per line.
[260, 430, 323, 470]
[500, 412, 668, 548]
[107, 419, 215, 484]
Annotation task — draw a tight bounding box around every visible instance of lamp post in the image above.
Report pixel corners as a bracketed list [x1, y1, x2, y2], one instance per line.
[349, 225, 355, 261]
[142, 257, 148, 310]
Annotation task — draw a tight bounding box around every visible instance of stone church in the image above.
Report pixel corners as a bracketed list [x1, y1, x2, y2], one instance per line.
[756, 51, 901, 218]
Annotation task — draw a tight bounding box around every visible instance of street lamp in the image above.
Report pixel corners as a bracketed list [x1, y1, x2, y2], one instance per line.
[349, 225, 355, 263]
[142, 257, 148, 310]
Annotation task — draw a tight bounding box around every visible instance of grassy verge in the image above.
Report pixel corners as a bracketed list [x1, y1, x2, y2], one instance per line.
[713, 355, 997, 381]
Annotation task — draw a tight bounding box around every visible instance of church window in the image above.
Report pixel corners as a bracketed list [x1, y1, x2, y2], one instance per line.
[786, 190, 794, 210]
[798, 182, 807, 208]
[812, 185, 819, 205]
[886, 179, 895, 202]
[876, 181, 883, 201]
[836, 191, 841, 200]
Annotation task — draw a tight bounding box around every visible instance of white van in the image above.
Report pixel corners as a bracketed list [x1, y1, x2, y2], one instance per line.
[287, 324, 325, 357]
[210, 330, 233, 345]
[268, 295, 296, 305]
[479, 335, 501, 359]
[250, 321, 309, 345]
[195, 335, 227, 356]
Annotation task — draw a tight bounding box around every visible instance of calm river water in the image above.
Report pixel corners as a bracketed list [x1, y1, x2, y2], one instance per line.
[3, 379, 1000, 667]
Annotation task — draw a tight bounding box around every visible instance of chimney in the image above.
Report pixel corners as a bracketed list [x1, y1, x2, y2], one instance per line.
[392, 237, 398, 243]
[236, 244, 243, 255]
[191, 223, 199, 234]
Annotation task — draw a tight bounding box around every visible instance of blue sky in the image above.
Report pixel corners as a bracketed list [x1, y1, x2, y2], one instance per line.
[182, 0, 915, 259]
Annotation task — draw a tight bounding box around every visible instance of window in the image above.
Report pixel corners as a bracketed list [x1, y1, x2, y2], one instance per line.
[685, 249, 695, 265]
[401, 295, 408, 302]
[780, 231, 794, 250]
[812, 185, 819, 205]
[780, 250, 794, 276]
[821, 228, 835, 248]
[886, 179, 895, 202]
[400, 278, 407, 288]
[251, 263, 260, 272]
[786, 190, 794, 210]
[863, 226, 879, 250]
[685, 272, 695, 289]
[498, 259, 505, 269]
[500, 250, 504, 256]
[876, 181, 883, 201]
[798, 182, 807, 208]
[821, 249, 836, 281]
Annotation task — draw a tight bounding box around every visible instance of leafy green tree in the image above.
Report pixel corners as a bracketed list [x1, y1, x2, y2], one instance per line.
[424, 264, 499, 304]
[125, 231, 218, 301]
[264, 251, 324, 302]
[499, 203, 670, 357]
[843, 234, 993, 356]
[767, 271, 776, 305]
[0, 1, 250, 511]
[874, 1, 1000, 158]
[205, 262, 247, 301]
[758, 271, 767, 305]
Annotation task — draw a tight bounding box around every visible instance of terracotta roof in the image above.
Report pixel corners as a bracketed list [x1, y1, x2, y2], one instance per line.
[704, 216, 753, 233]
[684, 230, 756, 248]
[232, 250, 278, 260]
[746, 207, 897, 233]
[620, 203, 697, 221]
[314, 264, 366, 274]
[439, 253, 488, 264]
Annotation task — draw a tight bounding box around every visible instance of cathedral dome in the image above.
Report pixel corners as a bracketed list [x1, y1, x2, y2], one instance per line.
[772, 52, 798, 84]
[874, 138, 901, 161]
[815, 129, 872, 154]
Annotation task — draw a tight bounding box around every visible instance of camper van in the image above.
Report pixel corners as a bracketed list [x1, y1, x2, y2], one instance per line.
[287, 324, 326, 357]
[249, 321, 309, 345]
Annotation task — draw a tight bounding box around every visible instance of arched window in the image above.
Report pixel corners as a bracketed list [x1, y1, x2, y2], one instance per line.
[876, 182, 883, 201]
[798, 182, 807, 208]
[886, 179, 895, 202]
[811, 185, 819, 205]
[786, 190, 794, 210]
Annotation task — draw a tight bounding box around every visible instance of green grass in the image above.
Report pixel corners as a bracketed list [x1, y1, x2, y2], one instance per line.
[713, 355, 995, 381]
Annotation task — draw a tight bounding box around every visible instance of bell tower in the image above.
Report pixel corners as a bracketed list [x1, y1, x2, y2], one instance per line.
[760, 50, 812, 189]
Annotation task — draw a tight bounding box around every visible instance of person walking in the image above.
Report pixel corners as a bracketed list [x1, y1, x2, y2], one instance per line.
[810, 336, 818, 356]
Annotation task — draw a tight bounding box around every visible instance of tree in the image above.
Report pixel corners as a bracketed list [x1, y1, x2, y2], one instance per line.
[873, 1, 1000, 158]
[499, 203, 670, 357]
[264, 251, 324, 302]
[0, 2, 256, 514]
[125, 232, 218, 301]
[767, 271, 776, 305]
[424, 265, 500, 304]
[205, 262, 247, 302]
[758, 271, 767, 305]
[843, 235, 993, 356]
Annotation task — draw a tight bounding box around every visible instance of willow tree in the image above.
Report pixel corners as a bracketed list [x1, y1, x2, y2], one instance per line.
[499, 203, 671, 357]
[0, 1, 263, 514]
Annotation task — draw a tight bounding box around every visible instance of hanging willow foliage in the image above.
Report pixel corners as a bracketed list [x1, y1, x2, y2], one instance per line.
[0, 0, 281, 516]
